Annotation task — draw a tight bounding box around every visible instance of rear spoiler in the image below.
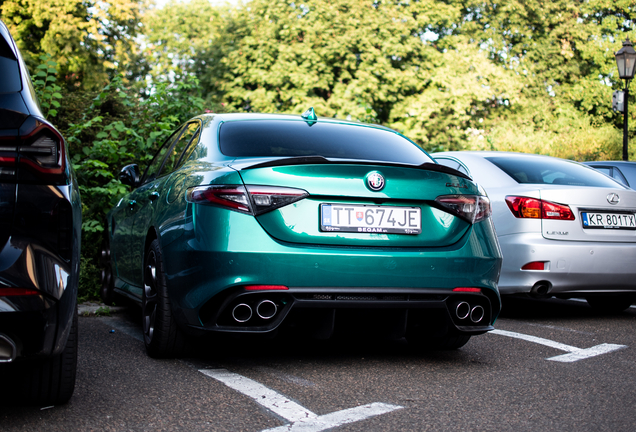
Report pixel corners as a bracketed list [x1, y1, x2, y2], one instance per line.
[241, 156, 472, 180]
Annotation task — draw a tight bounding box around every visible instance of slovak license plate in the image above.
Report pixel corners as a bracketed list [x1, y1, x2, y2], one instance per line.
[320, 204, 421, 235]
[581, 212, 636, 230]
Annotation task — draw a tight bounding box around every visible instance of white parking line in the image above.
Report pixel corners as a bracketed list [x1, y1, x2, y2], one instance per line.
[200, 369, 403, 432]
[491, 329, 627, 363]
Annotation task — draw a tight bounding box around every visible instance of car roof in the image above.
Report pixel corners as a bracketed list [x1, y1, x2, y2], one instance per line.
[203, 112, 395, 131]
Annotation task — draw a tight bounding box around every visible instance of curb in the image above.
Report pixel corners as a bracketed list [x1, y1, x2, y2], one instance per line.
[78, 302, 127, 316]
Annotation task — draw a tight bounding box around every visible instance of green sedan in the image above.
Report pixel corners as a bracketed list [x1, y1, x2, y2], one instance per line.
[101, 110, 502, 357]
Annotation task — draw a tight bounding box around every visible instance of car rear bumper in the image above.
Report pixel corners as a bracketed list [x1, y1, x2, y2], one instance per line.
[154, 215, 502, 336]
[498, 232, 636, 295]
[192, 286, 496, 338]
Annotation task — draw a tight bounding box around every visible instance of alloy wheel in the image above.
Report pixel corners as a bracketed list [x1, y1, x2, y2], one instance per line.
[142, 250, 158, 345]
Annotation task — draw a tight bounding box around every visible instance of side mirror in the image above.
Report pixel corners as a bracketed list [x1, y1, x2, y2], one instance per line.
[119, 164, 140, 188]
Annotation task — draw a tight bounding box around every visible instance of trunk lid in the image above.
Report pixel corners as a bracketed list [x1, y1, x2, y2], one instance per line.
[237, 162, 479, 247]
[540, 186, 636, 243]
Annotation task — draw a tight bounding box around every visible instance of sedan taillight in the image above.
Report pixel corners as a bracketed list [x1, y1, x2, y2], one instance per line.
[505, 196, 575, 220]
[187, 185, 309, 215]
[436, 195, 491, 223]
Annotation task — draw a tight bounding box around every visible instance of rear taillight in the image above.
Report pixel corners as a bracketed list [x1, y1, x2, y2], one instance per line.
[505, 196, 575, 220]
[0, 288, 40, 296]
[0, 135, 18, 178]
[0, 155, 17, 178]
[435, 195, 491, 223]
[186, 185, 309, 215]
[17, 117, 66, 183]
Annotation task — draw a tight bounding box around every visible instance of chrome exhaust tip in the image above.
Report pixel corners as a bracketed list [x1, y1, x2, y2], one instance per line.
[0, 334, 17, 363]
[530, 281, 552, 298]
[470, 305, 485, 323]
[232, 303, 253, 323]
[455, 301, 470, 320]
[256, 300, 277, 320]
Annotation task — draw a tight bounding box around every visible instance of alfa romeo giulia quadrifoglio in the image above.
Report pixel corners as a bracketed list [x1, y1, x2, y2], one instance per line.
[102, 111, 502, 357]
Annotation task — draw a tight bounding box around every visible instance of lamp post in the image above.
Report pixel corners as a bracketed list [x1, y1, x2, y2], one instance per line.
[615, 38, 636, 161]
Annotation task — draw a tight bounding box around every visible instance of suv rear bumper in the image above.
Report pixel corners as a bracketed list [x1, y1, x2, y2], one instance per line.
[0, 183, 80, 361]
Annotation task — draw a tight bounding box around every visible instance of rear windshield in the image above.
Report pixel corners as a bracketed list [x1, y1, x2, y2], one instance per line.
[218, 120, 433, 165]
[486, 156, 624, 188]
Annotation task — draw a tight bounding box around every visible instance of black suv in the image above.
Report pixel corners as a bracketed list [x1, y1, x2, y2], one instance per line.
[0, 19, 81, 405]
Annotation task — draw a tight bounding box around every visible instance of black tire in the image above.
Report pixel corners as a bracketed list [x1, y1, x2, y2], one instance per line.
[142, 239, 188, 358]
[586, 295, 635, 313]
[99, 234, 116, 306]
[407, 332, 471, 351]
[2, 311, 78, 405]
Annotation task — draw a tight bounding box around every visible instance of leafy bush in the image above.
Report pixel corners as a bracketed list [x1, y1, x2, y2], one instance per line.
[466, 102, 625, 161]
[33, 59, 204, 301]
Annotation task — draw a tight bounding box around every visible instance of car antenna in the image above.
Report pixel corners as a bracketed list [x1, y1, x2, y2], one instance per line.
[301, 107, 318, 126]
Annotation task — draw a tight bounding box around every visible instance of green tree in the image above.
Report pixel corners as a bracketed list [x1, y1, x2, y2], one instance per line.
[141, 0, 229, 104]
[0, 0, 149, 90]
[453, 0, 634, 159]
[220, 0, 461, 124]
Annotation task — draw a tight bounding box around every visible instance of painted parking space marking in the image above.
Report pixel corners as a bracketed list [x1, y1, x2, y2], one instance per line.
[491, 329, 627, 363]
[200, 368, 403, 432]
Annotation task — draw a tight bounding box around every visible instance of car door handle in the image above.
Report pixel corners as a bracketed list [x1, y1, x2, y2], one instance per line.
[149, 192, 160, 202]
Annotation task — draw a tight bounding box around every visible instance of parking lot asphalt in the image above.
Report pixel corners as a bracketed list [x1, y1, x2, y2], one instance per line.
[1, 297, 635, 431]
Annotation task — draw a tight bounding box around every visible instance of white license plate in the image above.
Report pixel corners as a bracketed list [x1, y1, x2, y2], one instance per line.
[581, 212, 636, 230]
[320, 204, 421, 235]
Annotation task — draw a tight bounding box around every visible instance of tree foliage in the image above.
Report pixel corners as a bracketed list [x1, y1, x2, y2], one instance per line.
[0, 0, 149, 89]
[141, 0, 228, 102]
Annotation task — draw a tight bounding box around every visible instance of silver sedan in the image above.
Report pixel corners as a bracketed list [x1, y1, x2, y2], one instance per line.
[433, 151, 636, 312]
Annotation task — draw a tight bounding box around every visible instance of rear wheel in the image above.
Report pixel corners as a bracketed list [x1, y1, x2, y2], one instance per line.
[99, 234, 116, 305]
[586, 295, 635, 313]
[142, 239, 188, 358]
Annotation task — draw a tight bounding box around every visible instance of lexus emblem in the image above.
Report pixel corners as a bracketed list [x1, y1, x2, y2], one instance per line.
[607, 193, 620, 205]
[366, 172, 385, 191]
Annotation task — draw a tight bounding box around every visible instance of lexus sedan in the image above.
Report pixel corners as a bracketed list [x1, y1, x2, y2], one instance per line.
[0, 20, 81, 405]
[101, 111, 502, 357]
[433, 151, 636, 312]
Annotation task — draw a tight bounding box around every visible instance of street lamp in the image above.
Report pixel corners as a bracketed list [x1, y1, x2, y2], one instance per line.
[615, 38, 636, 161]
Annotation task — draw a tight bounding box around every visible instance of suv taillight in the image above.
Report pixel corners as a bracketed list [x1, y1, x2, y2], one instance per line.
[0, 151, 17, 178]
[17, 117, 66, 183]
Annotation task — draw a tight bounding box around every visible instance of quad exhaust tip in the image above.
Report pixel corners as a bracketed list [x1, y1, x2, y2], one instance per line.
[455, 301, 485, 323]
[456, 302, 470, 320]
[256, 300, 277, 320]
[470, 305, 485, 323]
[0, 334, 16, 363]
[232, 303, 253, 323]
